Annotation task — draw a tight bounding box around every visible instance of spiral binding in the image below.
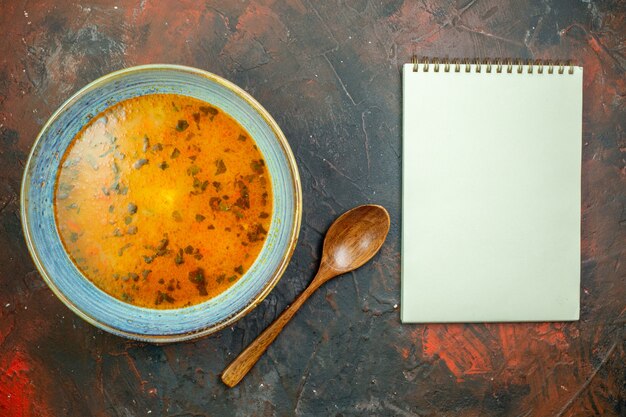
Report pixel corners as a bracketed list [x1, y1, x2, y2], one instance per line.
[410, 56, 575, 75]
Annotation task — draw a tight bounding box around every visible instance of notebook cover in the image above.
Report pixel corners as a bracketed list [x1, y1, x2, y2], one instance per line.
[401, 61, 583, 322]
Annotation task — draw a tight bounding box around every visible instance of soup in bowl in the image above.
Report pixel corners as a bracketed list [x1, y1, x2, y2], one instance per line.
[21, 65, 301, 342]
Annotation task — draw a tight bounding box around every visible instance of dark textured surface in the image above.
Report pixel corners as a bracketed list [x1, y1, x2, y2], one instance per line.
[1, 1, 625, 416]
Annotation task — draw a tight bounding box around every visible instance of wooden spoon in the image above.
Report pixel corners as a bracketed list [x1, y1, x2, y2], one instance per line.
[221, 204, 390, 387]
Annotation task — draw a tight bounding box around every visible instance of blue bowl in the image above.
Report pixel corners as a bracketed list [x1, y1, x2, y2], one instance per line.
[21, 65, 302, 342]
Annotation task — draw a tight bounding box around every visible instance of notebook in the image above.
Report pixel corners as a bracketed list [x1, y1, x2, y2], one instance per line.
[401, 58, 583, 322]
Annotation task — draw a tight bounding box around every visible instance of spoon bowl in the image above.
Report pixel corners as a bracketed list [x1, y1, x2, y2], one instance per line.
[323, 205, 390, 273]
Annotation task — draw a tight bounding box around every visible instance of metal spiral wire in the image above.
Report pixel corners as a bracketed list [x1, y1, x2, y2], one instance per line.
[411, 56, 575, 74]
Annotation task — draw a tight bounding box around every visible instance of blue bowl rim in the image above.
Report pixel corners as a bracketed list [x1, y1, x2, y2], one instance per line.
[20, 64, 302, 342]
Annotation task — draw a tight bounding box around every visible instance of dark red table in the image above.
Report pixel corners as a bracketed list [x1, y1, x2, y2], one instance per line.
[1, 1, 624, 416]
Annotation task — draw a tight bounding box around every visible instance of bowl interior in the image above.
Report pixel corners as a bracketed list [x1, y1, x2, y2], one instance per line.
[22, 65, 301, 342]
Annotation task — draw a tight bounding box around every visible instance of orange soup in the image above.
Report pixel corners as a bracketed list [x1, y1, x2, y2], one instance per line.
[54, 94, 272, 309]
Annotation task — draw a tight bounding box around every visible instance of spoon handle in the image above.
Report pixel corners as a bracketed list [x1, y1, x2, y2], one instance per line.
[221, 270, 331, 387]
